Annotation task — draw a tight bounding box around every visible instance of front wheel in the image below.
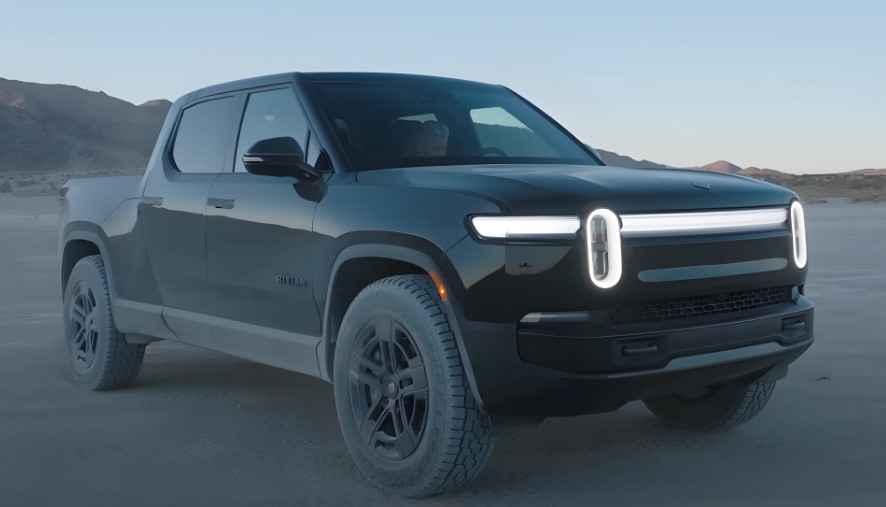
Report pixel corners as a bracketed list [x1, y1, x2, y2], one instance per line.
[333, 275, 493, 497]
[644, 382, 776, 432]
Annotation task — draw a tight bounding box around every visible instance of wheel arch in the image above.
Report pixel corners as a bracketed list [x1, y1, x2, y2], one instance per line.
[318, 243, 483, 408]
[61, 224, 115, 297]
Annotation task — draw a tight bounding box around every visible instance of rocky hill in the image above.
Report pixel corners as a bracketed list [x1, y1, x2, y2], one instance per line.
[594, 149, 672, 169]
[694, 162, 885, 202]
[700, 160, 743, 174]
[0, 78, 171, 172]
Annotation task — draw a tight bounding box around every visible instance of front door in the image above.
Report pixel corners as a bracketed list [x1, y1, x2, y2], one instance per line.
[203, 87, 323, 371]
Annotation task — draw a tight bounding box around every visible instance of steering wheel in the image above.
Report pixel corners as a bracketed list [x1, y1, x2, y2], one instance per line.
[481, 147, 508, 157]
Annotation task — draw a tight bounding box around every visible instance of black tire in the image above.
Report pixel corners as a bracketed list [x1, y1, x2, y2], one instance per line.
[63, 255, 145, 390]
[333, 275, 493, 498]
[644, 381, 776, 432]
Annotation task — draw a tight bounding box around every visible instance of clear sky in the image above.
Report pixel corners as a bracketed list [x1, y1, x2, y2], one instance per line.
[2, 0, 883, 173]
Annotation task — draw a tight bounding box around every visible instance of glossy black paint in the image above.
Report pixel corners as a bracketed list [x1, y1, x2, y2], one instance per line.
[205, 171, 321, 336]
[59, 72, 813, 417]
[454, 297, 813, 417]
[356, 163, 793, 215]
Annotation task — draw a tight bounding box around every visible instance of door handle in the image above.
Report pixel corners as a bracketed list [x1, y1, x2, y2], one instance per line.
[140, 196, 163, 207]
[207, 198, 235, 209]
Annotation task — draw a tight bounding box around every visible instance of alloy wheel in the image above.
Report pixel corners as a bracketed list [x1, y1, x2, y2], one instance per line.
[69, 281, 99, 374]
[347, 316, 429, 461]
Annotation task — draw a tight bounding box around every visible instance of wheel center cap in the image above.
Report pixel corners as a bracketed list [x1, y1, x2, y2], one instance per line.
[385, 378, 399, 398]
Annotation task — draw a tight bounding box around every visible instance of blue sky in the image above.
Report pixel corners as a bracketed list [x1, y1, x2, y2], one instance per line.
[2, 0, 883, 173]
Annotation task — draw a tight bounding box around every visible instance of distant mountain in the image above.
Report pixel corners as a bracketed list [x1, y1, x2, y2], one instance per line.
[741, 166, 788, 176]
[696, 161, 793, 178]
[593, 148, 673, 169]
[700, 160, 743, 174]
[851, 168, 886, 175]
[0, 78, 171, 172]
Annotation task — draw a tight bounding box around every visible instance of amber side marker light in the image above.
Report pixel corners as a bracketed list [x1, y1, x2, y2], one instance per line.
[428, 270, 448, 301]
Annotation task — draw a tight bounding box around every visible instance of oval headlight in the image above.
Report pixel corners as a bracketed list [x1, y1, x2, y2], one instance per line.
[586, 209, 623, 289]
[790, 201, 807, 269]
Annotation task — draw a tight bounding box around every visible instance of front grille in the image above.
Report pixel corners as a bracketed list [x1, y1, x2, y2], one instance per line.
[608, 286, 791, 326]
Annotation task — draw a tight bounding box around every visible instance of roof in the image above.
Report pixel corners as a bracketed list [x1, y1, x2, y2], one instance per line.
[192, 72, 497, 99]
[299, 72, 494, 87]
[194, 72, 295, 99]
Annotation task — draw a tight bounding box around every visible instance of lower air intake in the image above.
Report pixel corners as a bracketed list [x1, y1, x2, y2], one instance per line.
[609, 286, 791, 326]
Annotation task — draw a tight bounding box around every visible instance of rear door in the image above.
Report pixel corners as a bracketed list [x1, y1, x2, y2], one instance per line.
[203, 87, 324, 369]
[139, 95, 242, 347]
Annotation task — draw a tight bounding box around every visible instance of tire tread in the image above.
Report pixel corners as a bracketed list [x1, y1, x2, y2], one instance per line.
[645, 381, 776, 432]
[68, 255, 145, 391]
[336, 274, 493, 497]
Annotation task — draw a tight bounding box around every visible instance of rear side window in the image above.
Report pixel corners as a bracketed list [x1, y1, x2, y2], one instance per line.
[235, 88, 309, 173]
[171, 97, 237, 173]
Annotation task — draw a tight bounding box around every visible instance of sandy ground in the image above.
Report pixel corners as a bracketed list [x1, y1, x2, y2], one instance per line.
[0, 195, 884, 506]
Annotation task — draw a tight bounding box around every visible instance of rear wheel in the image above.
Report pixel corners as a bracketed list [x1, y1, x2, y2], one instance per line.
[644, 382, 775, 432]
[63, 255, 145, 390]
[333, 275, 493, 497]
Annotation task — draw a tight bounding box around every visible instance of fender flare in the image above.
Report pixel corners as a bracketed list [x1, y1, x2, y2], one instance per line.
[61, 224, 116, 298]
[318, 243, 486, 410]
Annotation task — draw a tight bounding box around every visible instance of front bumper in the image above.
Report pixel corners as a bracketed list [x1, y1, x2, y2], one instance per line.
[450, 296, 814, 417]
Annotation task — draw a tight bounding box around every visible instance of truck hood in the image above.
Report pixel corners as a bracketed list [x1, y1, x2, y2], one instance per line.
[357, 164, 796, 214]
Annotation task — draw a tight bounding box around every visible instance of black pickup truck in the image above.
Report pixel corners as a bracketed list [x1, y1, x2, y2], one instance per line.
[59, 72, 813, 497]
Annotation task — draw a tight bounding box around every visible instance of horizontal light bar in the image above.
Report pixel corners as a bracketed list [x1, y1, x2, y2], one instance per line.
[620, 208, 788, 236]
[470, 216, 580, 239]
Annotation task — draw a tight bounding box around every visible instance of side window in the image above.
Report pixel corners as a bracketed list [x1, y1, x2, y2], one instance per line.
[235, 88, 309, 173]
[171, 97, 237, 173]
[470, 106, 558, 157]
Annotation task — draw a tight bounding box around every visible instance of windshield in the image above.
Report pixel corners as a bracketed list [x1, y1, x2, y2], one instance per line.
[305, 78, 600, 171]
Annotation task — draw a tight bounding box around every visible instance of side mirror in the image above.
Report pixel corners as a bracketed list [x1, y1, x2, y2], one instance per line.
[243, 137, 322, 182]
